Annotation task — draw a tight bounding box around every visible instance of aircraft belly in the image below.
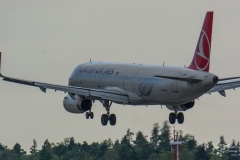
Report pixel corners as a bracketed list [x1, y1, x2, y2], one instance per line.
[127, 98, 145, 105]
[176, 82, 205, 103]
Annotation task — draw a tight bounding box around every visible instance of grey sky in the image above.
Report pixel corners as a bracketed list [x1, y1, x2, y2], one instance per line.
[1, 0, 240, 152]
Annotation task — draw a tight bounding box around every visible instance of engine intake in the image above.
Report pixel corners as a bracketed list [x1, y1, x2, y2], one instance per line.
[77, 100, 92, 111]
[181, 101, 195, 110]
[63, 95, 92, 113]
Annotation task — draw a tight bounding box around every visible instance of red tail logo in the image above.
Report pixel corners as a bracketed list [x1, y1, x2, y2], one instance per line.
[188, 12, 213, 72]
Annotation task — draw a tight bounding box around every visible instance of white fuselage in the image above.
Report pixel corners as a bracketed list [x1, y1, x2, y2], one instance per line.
[68, 62, 217, 108]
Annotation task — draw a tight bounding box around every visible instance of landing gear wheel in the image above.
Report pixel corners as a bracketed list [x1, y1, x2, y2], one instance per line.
[101, 114, 108, 126]
[169, 113, 176, 124]
[177, 112, 184, 124]
[90, 112, 94, 119]
[85, 112, 89, 119]
[109, 114, 116, 126]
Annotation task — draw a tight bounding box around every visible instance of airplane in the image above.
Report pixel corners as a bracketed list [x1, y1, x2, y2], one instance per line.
[1, 11, 240, 126]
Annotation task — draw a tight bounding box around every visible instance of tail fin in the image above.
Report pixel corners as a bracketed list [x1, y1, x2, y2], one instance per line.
[188, 11, 213, 72]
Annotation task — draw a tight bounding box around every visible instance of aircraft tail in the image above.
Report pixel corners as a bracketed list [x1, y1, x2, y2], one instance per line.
[188, 11, 213, 72]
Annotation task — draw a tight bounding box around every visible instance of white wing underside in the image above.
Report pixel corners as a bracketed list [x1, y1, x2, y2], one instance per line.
[0, 75, 129, 104]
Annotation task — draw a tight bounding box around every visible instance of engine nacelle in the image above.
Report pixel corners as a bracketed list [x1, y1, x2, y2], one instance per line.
[63, 95, 92, 113]
[181, 101, 195, 110]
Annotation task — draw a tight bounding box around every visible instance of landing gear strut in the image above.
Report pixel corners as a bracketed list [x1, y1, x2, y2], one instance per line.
[169, 111, 184, 124]
[101, 100, 116, 126]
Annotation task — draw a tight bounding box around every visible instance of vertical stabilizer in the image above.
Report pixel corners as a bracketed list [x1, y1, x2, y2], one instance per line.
[188, 12, 213, 72]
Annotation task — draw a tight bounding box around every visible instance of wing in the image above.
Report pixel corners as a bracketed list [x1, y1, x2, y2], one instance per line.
[0, 53, 129, 104]
[206, 76, 240, 97]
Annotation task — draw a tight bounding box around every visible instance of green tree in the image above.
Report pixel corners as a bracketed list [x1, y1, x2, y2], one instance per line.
[133, 131, 148, 149]
[182, 134, 197, 152]
[39, 139, 53, 160]
[87, 142, 100, 158]
[81, 141, 89, 152]
[0, 143, 7, 153]
[68, 137, 77, 151]
[194, 143, 210, 160]
[30, 139, 38, 156]
[158, 151, 173, 160]
[158, 121, 171, 151]
[13, 143, 26, 159]
[54, 143, 67, 159]
[133, 131, 151, 160]
[0, 149, 15, 160]
[228, 139, 240, 160]
[99, 139, 111, 158]
[182, 147, 194, 160]
[63, 150, 82, 160]
[217, 136, 227, 156]
[148, 153, 161, 160]
[231, 139, 236, 147]
[118, 144, 134, 160]
[102, 148, 120, 160]
[150, 123, 160, 149]
[117, 129, 135, 160]
[62, 137, 71, 146]
[121, 129, 134, 146]
[114, 139, 120, 146]
[206, 141, 214, 154]
[210, 154, 222, 160]
[61, 138, 81, 160]
[237, 141, 240, 147]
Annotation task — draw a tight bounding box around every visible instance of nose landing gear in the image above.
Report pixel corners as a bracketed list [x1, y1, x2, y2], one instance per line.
[169, 112, 184, 124]
[101, 100, 117, 126]
[85, 110, 94, 119]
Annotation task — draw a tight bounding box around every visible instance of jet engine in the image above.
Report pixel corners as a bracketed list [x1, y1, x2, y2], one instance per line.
[63, 95, 92, 113]
[181, 101, 195, 110]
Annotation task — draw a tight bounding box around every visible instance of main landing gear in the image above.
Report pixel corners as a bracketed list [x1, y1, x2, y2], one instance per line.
[169, 112, 184, 124]
[101, 100, 116, 126]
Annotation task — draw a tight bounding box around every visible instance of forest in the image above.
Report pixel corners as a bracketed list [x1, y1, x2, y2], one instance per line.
[0, 121, 239, 160]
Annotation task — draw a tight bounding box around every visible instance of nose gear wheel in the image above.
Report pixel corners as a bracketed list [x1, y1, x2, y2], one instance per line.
[89, 112, 94, 119]
[85, 104, 94, 120]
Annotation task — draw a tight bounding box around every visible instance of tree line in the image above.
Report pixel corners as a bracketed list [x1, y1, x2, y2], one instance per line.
[0, 121, 239, 160]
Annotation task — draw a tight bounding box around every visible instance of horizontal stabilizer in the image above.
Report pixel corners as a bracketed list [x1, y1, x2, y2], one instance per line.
[206, 77, 240, 94]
